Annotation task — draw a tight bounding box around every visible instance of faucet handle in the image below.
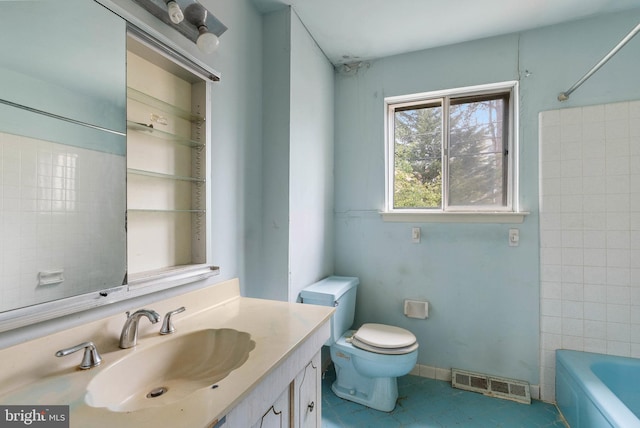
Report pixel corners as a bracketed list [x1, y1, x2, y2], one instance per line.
[55, 341, 102, 370]
[160, 306, 186, 335]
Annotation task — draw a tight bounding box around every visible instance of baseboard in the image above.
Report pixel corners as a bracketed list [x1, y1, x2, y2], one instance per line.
[409, 363, 452, 382]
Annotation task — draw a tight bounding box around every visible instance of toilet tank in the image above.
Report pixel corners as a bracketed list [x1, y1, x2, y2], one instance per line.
[300, 276, 359, 343]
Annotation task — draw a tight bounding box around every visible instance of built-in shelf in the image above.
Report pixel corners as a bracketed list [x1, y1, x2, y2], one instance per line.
[127, 264, 219, 288]
[127, 121, 204, 148]
[128, 209, 206, 213]
[127, 87, 205, 123]
[126, 39, 209, 285]
[127, 168, 205, 183]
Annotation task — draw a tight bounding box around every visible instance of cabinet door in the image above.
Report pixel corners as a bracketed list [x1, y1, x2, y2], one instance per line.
[251, 386, 290, 428]
[0, 0, 126, 133]
[294, 353, 321, 428]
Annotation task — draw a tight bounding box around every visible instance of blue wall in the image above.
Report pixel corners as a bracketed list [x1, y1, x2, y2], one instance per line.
[205, 0, 264, 294]
[333, 9, 640, 384]
[252, 7, 335, 301]
[257, 8, 291, 301]
[289, 10, 335, 302]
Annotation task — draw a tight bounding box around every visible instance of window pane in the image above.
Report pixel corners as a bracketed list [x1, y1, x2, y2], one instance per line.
[449, 153, 504, 206]
[448, 96, 506, 206]
[393, 104, 442, 209]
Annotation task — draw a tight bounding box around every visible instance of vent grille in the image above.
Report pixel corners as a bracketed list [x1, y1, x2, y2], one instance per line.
[451, 369, 531, 404]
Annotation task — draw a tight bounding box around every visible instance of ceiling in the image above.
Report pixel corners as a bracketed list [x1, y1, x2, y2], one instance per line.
[251, 0, 640, 65]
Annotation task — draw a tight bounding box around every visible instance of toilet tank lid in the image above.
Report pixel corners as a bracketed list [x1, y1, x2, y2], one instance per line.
[300, 276, 359, 304]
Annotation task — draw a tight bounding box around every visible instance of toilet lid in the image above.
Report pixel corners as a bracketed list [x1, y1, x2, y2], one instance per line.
[353, 323, 417, 349]
[351, 336, 419, 355]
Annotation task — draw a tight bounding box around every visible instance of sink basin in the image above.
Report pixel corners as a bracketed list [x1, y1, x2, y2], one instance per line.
[85, 328, 255, 412]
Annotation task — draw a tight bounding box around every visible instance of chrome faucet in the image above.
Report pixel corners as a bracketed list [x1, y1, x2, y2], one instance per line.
[119, 309, 160, 349]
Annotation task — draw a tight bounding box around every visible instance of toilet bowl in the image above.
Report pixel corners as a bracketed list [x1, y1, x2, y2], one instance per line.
[300, 276, 419, 412]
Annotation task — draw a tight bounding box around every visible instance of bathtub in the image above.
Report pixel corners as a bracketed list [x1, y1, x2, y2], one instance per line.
[556, 350, 640, 428]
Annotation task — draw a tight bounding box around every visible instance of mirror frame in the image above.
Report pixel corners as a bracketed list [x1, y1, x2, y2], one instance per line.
[0, 265, 218, 333]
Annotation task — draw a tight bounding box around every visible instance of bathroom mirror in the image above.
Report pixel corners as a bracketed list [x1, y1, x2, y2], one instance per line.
[0, 1, 127, 319]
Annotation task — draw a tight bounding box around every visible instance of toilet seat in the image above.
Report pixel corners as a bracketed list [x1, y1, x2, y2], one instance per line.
[351, 323, 418, 355]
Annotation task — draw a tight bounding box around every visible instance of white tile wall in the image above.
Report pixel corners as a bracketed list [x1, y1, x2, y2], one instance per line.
[0, 132, 126, 312]
[539, 100, 640, 401]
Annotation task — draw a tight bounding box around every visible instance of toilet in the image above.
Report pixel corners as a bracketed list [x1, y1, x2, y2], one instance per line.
[300, 276, 418, 412]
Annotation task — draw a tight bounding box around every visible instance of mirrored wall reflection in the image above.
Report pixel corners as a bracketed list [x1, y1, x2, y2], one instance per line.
[0, 132, 126, 312]
[0, 0, 127, 133]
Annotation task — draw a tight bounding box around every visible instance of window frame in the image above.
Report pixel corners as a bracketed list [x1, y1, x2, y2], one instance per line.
[383, 81, 525, 223]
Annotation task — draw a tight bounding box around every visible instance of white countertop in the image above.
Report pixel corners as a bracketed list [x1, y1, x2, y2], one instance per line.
[0, 279, 334, 427]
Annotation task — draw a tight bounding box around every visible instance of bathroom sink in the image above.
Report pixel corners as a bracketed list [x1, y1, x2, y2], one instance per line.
[85, 328, 255, 412]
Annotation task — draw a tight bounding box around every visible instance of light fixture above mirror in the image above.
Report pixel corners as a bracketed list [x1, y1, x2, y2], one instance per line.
[132, 0, 227, 54]
[166, 1, 184, 24]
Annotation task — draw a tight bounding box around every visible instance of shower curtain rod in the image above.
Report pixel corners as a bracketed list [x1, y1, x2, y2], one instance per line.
[558, 21, 640, 102]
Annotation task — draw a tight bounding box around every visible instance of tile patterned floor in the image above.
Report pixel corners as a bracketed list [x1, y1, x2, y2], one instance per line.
[321, 366, 568, 427]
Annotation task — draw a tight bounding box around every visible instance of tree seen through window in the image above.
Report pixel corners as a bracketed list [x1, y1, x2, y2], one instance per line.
[393, 93, 508, 209]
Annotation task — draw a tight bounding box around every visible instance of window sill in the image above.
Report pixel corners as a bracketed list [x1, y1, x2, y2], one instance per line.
[380, 211, 529, 224]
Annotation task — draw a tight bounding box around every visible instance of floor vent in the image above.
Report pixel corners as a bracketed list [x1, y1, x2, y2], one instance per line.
[451, 368, 531, 404]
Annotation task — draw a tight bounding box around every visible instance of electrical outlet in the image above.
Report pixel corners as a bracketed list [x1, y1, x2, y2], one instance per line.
[509, 228, 519, 247]
[412, 227, 421, 243]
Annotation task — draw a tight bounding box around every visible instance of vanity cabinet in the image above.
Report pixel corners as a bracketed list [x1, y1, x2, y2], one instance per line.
[293, 356, 321, 428]
[250, 352, 321, 428]
[0, 278, 334, 428]
[252, 386, 291, 428]
[226, 351, 322, 428]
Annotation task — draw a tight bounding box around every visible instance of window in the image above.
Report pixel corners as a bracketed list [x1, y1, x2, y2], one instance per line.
[385, 82, 520, 219]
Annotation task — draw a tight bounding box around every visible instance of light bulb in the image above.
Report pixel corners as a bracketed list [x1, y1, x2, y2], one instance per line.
[196, 27, 219, 54]
[166, 1, 184, 24]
